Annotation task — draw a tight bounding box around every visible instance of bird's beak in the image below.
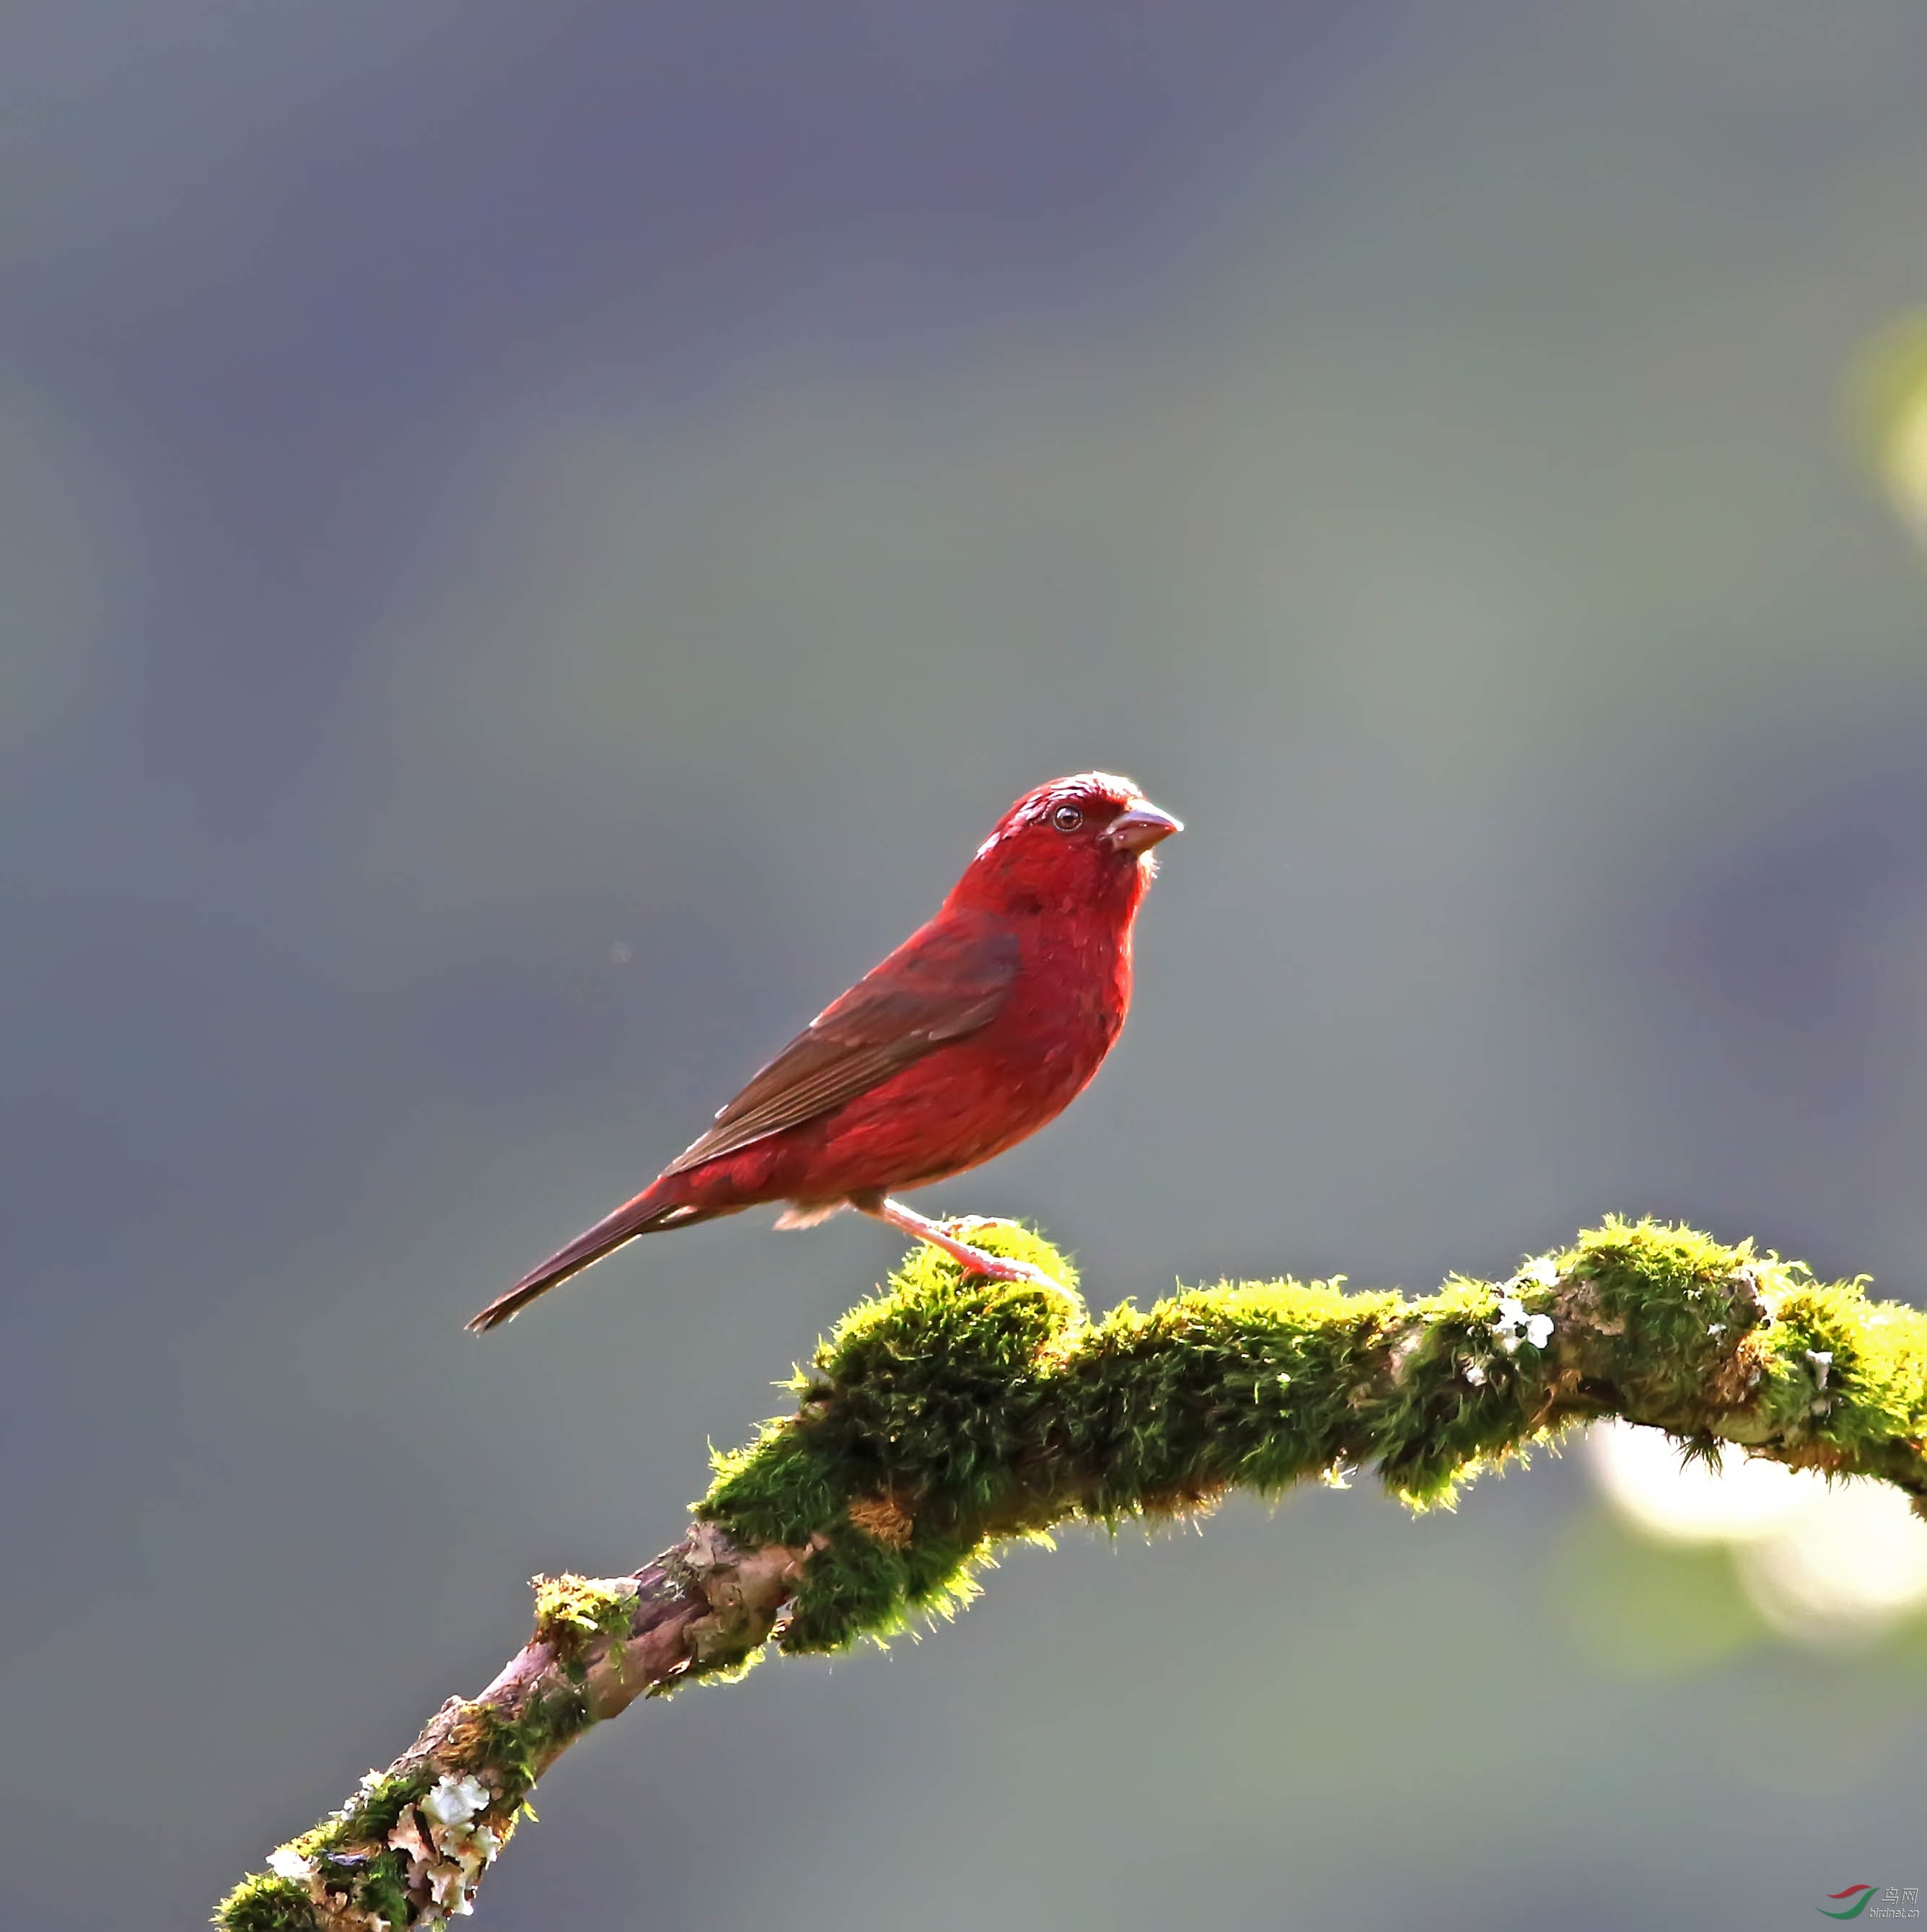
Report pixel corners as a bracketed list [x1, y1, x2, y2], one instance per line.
[1102, 802, 1183, 853]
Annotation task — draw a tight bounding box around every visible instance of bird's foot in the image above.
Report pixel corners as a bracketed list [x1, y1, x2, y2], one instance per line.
[932, 1227, 1058, 1288]
[862, 1197, 1063, 1287]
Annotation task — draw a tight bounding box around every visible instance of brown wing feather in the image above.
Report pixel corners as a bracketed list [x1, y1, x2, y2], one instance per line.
[664, 911, 1019, 1175]
[464, 1187, 721, 1332]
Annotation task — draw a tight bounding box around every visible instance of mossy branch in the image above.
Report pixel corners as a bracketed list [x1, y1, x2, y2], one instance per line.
[216, 1218, 1927, 1931]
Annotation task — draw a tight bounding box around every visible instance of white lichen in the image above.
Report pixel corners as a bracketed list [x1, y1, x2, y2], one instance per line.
[1806, 1348, 1835, 1413]
[421, 1775, 491, 1830]
[266, 1847, 314, 1881]
[1491, 1295, 1554, 1353]
[384, 1772, 506, 1925]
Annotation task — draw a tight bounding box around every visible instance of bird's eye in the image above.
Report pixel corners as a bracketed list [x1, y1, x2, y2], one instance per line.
[1052, 804, 1084, 832]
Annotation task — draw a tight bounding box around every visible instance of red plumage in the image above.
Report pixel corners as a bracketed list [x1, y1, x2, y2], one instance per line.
[467, 772, 1180, 1330]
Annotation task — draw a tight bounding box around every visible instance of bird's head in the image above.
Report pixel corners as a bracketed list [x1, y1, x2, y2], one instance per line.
[952, 772, 1182, 915]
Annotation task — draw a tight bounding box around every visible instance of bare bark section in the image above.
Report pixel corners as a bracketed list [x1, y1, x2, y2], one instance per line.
[245, 1527, 809, 1932]
[459, 1525, 807, 1740]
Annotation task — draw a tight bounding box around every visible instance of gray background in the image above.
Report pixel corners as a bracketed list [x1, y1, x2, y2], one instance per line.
[6, 4, 1927, 1927]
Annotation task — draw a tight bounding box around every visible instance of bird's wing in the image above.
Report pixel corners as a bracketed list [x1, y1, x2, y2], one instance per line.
[664, 911, 1019, 1175]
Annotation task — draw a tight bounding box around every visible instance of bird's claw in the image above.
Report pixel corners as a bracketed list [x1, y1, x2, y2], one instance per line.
[868, 1197, 1064, 1288]
[932, 1219, 1061, 1288]
[967, 1251, 1059, 1286]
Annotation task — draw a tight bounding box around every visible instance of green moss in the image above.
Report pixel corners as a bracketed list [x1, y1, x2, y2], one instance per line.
[457, 1686, 592, 1791]
[532, 1572, 639, 1679]
[702, 1224, 1084, 1650]
[213, 1874, 320, 1932]
[224, 1732, 535, 1928]
[221, 1216, 1927, 1926]
[704, 1231, 1518, 1644]
[697, 1216, 1927, 1654]
[1561, 1219, 1760, 1409]
[214, 1765, 441, 1932]
[297, 1765, 432, 1858]
[1371, 1283, 1540, 1508]
[325, 1847, 413, 1931]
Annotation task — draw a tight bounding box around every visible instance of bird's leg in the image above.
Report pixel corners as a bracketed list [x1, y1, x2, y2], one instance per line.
[858, 1195, 1061, 1287]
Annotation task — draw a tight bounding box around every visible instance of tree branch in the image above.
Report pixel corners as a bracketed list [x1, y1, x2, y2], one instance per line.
[216, 1219, 1927, 1931]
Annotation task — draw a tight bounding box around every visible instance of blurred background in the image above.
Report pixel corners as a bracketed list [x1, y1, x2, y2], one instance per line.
[7, 4, 1927, 1926]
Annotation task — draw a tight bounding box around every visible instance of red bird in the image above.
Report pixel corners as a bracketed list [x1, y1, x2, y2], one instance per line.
[467, 773, 1181, 1331]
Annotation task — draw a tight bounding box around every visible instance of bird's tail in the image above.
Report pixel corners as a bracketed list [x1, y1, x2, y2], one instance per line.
[465, 1179, 727, 1332]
